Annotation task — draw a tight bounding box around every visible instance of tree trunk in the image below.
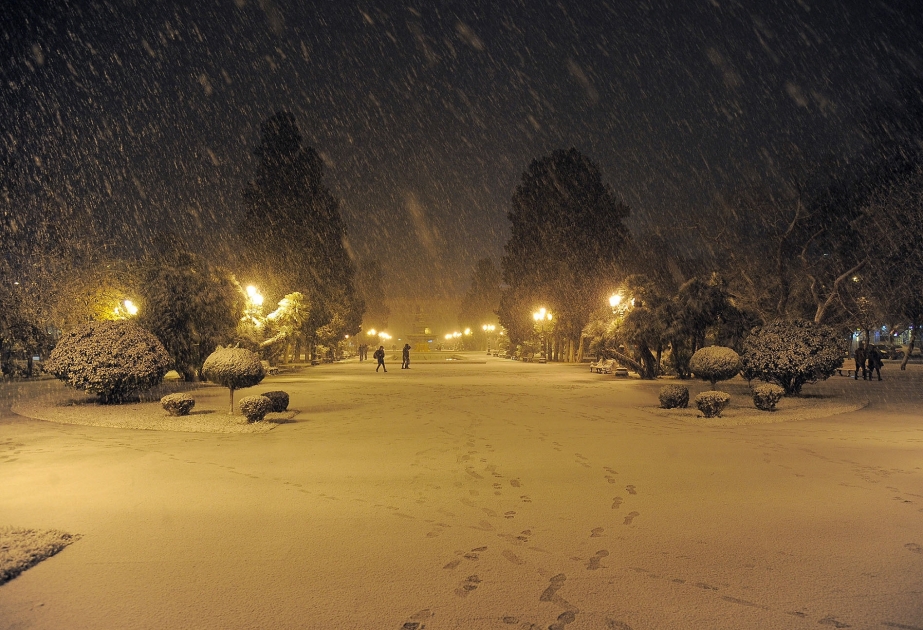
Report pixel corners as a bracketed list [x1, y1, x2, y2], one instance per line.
[638, 344, 658, 379]
[229, 387, 235, 415]
[577, 335, 585, 362]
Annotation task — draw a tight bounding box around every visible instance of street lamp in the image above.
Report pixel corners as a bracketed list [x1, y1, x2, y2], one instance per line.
[243, 285, 264, 328]
[609, 293, 622, 309]
[113, 299, 139, 319]
[482, 324, 496, 354]
[533, 308, 552, 362]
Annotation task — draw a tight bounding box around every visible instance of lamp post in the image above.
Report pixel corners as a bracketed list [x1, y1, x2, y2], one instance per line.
[532, 308, 552, 363]
[482, 324, 496, 354]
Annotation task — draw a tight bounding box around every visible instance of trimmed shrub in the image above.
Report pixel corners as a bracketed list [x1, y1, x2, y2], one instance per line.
[659, 385, 689, 409]
[741, 320, 846, 395]
[44, 321, 171, 403]
[752, 383, 785, 411]
[239, 395, 273, 423]
[202, 346, 265, 414]
[694, 391, 731, 418]
[161, 393, 195, 416]
[261, 390, 289, 412]
[689, 346, 741, 389]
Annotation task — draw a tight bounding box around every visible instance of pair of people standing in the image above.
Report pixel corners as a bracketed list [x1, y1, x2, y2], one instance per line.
[373, 344, 411, 372]
[853, 341, 883, 381]
[373, 346, 387, 372]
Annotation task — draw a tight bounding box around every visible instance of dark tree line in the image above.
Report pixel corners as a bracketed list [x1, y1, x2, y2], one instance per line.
[491, 80, 923, 377]
[1, 111, 367, 380]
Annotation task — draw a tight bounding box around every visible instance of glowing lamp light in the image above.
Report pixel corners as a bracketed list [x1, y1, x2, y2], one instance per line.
[533, 308, 552, 322]
[124, 300, 138, 316]
[464, 328, 471, 335]
[368, 329, 377, 336]
[609, 294, 622, 308]
[245, 285, 264, 306]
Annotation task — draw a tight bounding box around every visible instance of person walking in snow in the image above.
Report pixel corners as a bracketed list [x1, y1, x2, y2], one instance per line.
[867, 345, 883, 381]
[854, 341, 868, 380]
[401, 343, 411, 369]
[374, 346, 387, 372]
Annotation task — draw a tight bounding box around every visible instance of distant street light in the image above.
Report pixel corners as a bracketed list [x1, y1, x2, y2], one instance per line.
[609, 293, 622, 309]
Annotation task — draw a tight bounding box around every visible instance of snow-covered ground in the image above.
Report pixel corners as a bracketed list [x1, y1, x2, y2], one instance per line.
[0, 357, 921, 629]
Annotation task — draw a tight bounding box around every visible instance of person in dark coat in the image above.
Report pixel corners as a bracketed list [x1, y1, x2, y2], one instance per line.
[374, 346, 387, 372]
[401, 343, 411, 369]
[854, 341, 867, 380]
[867, 345, 883, 381]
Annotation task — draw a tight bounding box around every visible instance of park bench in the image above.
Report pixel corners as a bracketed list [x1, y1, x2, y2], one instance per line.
[590, 358, 616, 374]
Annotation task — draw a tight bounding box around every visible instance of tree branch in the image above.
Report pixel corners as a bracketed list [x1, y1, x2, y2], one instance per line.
[814, 258, 867, 324]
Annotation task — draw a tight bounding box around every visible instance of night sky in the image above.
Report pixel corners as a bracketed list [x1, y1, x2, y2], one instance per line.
[3, 0, 922, 312]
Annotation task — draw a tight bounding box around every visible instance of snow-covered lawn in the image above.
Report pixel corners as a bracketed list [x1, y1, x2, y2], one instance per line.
[0, 356, 921, 629]
[0, 527, 80, 586]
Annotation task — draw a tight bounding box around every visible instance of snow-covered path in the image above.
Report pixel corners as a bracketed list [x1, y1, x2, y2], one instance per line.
[1, 358, 921, 629]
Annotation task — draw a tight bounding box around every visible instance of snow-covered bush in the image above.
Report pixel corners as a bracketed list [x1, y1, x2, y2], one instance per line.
[689, 346, 741, 389]
[261, 390, 289, 412]
[44, 321, 171, 404]
[161, 393, 195, 416]
[201, 346, 265, 414]
[741, 320, 845, 395]
[658, 384, 689, 409]
[694, 391, 730, 418]
[752, 384, 784, 412]
[239, 395, 273, 423]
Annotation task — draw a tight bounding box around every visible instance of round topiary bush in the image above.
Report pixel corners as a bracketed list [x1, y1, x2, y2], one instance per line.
[161, 393, 195, 416]
[689, 346, 741, 389]
[659, 385, 689, 409]
[741, 319, 846, 395]
[261, 390, 289, 412]
[752, 383, 785, 411]
[44, 321, 172, 403]
[202, 346, 265, 414]
[694, 391, 731, 418]
[239, 395, 273, 423]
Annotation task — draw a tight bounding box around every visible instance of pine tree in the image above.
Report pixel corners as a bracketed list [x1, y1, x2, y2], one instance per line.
[499, 148, 631, 361]
[239, 112, 363, 358]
